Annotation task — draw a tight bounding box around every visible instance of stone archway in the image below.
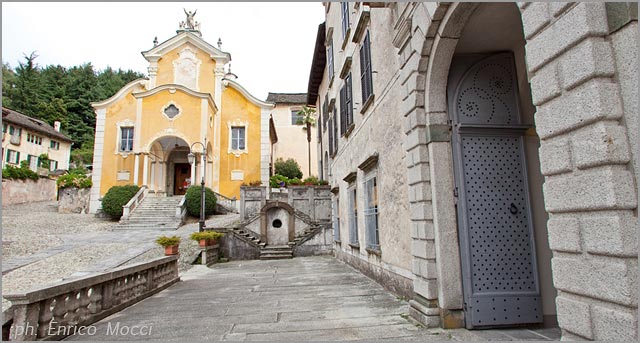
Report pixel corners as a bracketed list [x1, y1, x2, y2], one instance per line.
[399, 2, 637, 339]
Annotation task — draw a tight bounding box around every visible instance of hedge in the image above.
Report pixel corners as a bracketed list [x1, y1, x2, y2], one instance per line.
[101, 185, 140, 219]
[2, 164, 39, 181]
[185, 186, 217, 217]
[57, 172, 92, 189]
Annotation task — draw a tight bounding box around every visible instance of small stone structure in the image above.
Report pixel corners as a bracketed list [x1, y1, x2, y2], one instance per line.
[220, 185, 333, 259]
[57, 187, 91, 213]
[1, 178, 56, 206]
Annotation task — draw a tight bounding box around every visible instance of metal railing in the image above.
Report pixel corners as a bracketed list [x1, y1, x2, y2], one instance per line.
[2, 256, 179, 341]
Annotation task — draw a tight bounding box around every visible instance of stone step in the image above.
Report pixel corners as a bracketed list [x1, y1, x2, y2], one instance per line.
[259, 254, 293, 260]
[262, 245, 292, 251]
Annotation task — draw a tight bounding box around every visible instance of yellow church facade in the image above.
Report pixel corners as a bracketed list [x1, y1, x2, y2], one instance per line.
[89, 22, 274, 213]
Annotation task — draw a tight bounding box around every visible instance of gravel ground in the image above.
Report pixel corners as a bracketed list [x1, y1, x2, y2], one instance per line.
[2, 201, 114, 259]
[2, 201, 240, 312]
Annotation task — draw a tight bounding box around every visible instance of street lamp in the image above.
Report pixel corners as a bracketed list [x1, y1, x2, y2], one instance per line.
[188, 138, 207, 232]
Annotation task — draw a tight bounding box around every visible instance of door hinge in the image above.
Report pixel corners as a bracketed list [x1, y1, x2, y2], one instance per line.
[453, 187, 458, 197]
[463, 302, 468, 311]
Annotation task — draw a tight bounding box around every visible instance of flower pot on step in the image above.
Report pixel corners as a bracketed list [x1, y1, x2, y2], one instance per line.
[164, 244, 179, 255]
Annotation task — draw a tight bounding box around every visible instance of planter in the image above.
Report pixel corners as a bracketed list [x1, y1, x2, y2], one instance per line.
[164, 244, 179, 256]
[198, 239, 217, 247]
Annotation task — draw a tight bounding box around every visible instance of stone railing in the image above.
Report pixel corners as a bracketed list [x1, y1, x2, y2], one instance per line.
[175, 195, 187, 222]
[120, 186, 147, 221]
[2, 256, 179, 341]
[214, 191, 238, 213]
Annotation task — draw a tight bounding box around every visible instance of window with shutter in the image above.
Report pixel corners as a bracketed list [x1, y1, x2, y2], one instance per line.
[360, 31, 374, 106]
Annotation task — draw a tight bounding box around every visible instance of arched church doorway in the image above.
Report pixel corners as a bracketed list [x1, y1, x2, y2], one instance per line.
[148, 136, 192, 196]
[444, 3, 556, 329]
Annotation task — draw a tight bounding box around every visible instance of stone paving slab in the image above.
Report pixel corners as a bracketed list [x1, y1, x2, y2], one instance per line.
[65, 256, 560, 341]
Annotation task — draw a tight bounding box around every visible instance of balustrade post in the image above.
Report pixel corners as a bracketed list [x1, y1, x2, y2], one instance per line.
[101, 281, 114, 310]
[88, 285, 103, 314]
[10, 302, 40, 341]
[36, 299, 53, 339]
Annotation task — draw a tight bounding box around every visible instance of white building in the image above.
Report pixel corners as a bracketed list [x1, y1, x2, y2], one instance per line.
[2, 107, 72, 172]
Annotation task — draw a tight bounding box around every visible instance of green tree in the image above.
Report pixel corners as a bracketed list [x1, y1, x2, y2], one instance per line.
[12, 52, 44, 116]
[298, 105, 317, 176]
[2, 63, 17, 108]
[274, 158, 303, 179]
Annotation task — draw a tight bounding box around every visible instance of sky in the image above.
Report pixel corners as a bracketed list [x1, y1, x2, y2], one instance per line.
[1, 2, 326, 100]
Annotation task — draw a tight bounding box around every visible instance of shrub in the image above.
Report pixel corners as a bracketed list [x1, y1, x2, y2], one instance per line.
[57, 172, 92, 189]
[2, 164, 39, 181]
[303, 176, 319, 185]
[269, 174, 289, 188]
[190, 231, 224, 241]
[38, 154, 51, 169]
[288, 177, 302, 186]
[155, 235, 181, 247]
[274, 158, 303, 179]
[101, 185, 140, 219]
[185, 186, 217, 217]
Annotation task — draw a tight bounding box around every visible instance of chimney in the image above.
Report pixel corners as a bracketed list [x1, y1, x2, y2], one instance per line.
[54, 121, 61, 132]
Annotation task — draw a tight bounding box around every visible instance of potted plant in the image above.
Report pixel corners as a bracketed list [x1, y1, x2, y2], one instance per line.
[190, 231, 224, 247]
[155, 235, 181, 255]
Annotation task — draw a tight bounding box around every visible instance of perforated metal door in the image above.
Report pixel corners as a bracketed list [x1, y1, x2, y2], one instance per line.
[448, 53, 542, 328]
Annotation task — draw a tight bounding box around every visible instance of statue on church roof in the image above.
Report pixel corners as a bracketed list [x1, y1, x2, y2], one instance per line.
[184, 9, 197, 30]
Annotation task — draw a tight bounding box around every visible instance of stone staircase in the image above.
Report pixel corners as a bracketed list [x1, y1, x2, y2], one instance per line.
[116, 196, 183, 230]
[227, 221, 329, 260]
[260, 246, 293, 260]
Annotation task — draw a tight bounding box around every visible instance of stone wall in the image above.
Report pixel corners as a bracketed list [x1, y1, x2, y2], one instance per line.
[287, 186, 331, 221]
[57, 187, 91, 214]
[218, 233, 260, 261]
[391, 1, 638, 339]
[1, 178, 56, 206]
[295, 226, 333, 257]
[239, 186, 266, 219]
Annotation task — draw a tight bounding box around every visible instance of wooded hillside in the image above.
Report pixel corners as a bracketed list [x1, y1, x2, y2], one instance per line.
[2, 52, 144, 165]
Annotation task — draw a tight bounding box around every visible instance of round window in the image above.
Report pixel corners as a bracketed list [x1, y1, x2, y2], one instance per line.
[272, 219, 282, 228]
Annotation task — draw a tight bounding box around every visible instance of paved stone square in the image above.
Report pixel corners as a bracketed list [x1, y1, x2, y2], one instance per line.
[66, 256, 560, 341]
[1, 201, 239, 311]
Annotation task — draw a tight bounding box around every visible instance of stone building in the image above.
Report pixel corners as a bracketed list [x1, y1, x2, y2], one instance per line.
[2, 107, 72, 172]
[308, 2, 637, 340]
[266, 93, 319, 179]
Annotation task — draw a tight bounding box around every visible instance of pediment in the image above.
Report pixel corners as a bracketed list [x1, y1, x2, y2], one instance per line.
[142, 31, 231, 64]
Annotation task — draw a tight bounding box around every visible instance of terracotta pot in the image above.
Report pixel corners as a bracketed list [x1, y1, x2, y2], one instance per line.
[164, 244, 179, 255]
[199, 239, 217, 247]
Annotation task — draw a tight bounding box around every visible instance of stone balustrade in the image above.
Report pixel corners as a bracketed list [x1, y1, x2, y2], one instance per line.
[120, 186, 147, 221]
[2, 256, 179, 341]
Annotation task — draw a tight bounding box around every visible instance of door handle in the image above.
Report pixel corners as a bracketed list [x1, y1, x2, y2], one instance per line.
[509, 203, 518, 214]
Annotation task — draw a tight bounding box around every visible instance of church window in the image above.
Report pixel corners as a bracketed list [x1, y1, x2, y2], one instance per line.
[163, 104, 180, 119]
[120, 127, 134, 152]
[231, 126, 246, 150]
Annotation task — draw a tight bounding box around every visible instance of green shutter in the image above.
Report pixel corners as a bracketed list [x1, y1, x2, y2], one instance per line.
[16, 151, 20, 163]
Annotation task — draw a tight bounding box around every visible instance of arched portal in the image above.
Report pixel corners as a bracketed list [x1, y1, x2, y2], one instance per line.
[403, 2, 556, 330]
[146, 136, 193, 196]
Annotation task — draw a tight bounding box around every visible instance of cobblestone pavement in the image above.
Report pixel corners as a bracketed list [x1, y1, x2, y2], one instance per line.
[66, 256, 560, 341]
[1, 200, 240, 311]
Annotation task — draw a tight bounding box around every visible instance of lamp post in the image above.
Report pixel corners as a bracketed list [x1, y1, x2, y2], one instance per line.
[188, 138, 207, 232]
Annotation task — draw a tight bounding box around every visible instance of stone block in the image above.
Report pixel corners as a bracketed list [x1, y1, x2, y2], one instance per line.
[559, 37, 615, 90]
[409, 200, 433, 221]
[591, 305, 638, 341]
[405, 126, 427, 151]
[406, 165, 430, 186]
[411, 239, 435, 260]
[552, 256, 637, 306]
[535, 79, 622, 139]
[571, 121, 631, 169]
[538, 136, 572, 176]
[410, 181, 432, 203]
[413, 277, 438, 300]
[526, 2, 608, 73]
[406, 145, 429, 167]
[550, 2, 574, 17]
[546, 215, 581, 253]
[582, 211, 637, 257]
[412, 259, 438, 279]
[530, 61, 561, 105]
[556, 296, 593, 339]
[544, 166, 637, 212]
[411, 220, 435, 240]
[522, 2, 550, 39]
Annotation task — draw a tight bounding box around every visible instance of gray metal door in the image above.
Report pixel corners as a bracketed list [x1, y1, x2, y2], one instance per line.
[448, 53, 542, 328]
